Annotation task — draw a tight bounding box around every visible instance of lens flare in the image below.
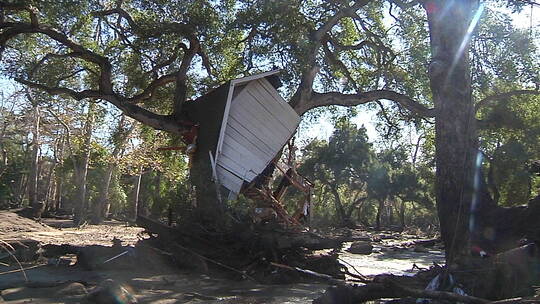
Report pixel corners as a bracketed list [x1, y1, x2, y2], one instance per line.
[469, 151, 483, 232]
[447, 3, 485, 86]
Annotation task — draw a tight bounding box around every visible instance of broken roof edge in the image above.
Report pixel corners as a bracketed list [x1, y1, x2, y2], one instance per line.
[230, 69, 281, 87]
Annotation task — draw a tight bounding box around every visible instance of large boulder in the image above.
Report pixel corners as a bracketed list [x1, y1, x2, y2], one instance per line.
[347, 241, 373, 255]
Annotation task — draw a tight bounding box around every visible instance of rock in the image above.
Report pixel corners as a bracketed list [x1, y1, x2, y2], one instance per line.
[347, 241, 373, 255]
[379, 234, 395, 240]
[82, 279, 137, 304]
[413, 245, 429, 253]
[55, 282, 88, 296]
[371, 235, 382, 242]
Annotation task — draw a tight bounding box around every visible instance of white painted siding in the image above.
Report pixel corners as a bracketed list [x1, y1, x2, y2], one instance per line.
[215, 73, 300, 196]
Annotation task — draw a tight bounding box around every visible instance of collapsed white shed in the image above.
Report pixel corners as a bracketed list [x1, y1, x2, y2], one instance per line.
[213, 70, 301, 198]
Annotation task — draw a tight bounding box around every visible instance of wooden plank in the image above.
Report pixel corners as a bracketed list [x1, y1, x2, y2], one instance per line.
[228, 104, 285, 150]
[256, 79, 300, 125]
[229, 103, 289, 142]
[216, 166, 244, 194]
[230, 69, 281, 87]
[244, 81, 298, 131]
[257, 78, 300, 123]
[218, 153, 258, 181]
[229, 103, 293, 159]
[221, 142, 265, 175]
[250, 80, 300, 130]
[215, 83, 235, 159]
[221, 136, 268, 173]
[243, 89, 293, 135]
[232, 84, 247, 100]
[232, 88, 292, 137]
[218, 175, 242, 195]
[218, 157, 257, 181]
[217, 153, 248, 179]
[225, 121, 275, 159]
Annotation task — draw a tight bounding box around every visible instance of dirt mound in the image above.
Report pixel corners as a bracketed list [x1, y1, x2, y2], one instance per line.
[0, 211, 55, 239]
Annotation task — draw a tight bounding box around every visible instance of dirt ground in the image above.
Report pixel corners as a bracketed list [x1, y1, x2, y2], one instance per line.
[0, 211, 444, 303]
[1, 211, 144, 246]
[0, 211, 327, 303]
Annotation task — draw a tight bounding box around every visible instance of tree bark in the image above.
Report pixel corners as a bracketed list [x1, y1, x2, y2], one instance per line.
[93, 115, 131, 223]
[425, 0, 479, 264]
[330, 186, 348, 226]
[53, 134, 65, 212]
[183, 84, 231, 227]
[376, 199, 384, 230]
[131, 166, 143, 221]
[28, 105, 41, 217]
[92, 165, 115, 222]
[43, 159, 56, 213]
[73, 103, 95, 226]
[400, 200, 406, 228]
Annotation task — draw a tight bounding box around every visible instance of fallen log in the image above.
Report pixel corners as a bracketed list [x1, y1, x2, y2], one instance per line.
[270, 262, 344, 285]
[313, 275, 491, 304]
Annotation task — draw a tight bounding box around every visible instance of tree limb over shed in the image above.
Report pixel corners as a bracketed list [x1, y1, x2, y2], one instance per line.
[0, 1, 207, 134]
[294, 90, 435, 117]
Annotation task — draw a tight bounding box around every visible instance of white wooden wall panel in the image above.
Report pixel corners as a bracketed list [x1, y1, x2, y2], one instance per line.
[217, 153, 257, 181]
[216, 165, 244, 194]
[249, 80, 300, 129]
[228, 101, 285, 149]
[221, 138, 266, 174]
[215, 72, 301, 196]
[225, 120, 274, 159]
[241, 91, 292, 136]
[257, 79, 301, 121]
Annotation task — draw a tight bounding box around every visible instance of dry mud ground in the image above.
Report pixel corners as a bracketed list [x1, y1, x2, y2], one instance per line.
[0, 211, 443, 303]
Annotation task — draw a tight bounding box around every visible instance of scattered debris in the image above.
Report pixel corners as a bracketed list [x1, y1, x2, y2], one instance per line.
[136, 214, 345, 284]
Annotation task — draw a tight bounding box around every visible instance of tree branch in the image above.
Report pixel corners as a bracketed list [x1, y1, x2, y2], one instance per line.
[15, 78, 102, 100]
[291, 0, 371, 109]
[91, 8, 137, 30]
[16, 78, 184, 135]
[0, 22, 114, 94]
[312, 0, 371, 42]
[294, 90, 434, 117]
[126, 73, 177, 103]
[475, 89, 540, 112]
[1, 5, 194, 134]
[322, 38, 359, 91]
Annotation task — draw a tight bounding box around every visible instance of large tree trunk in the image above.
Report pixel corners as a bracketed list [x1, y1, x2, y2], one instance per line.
[376, 199, 384, 230]
[92, 165, 114, 223]
[183, 85, 231, 227]
[29, 105, 41, 217]
[43, 160, 56, 213]
[400, 200, 406, 229]
[73, 104, 95, 226]
[93, 115, 130, 223]
[425, 0, 479, 264]
[330, 186, 348, 226]
[53, 135, 65, 212]
[131, 166, 143, 221]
